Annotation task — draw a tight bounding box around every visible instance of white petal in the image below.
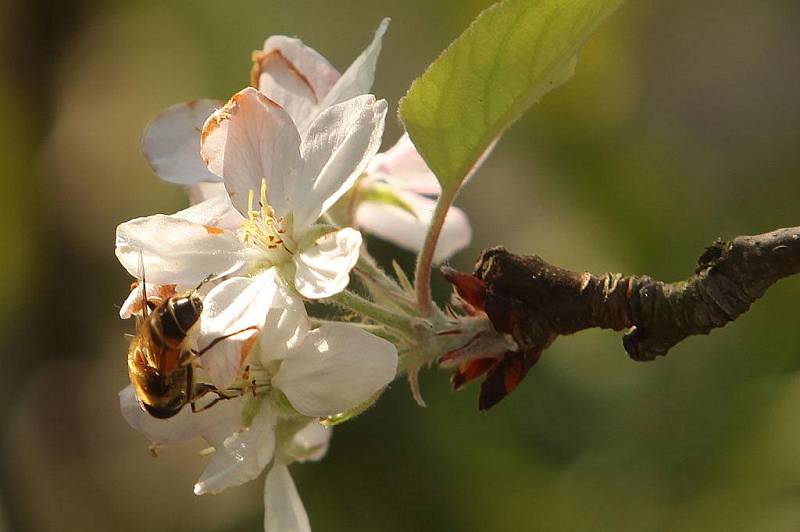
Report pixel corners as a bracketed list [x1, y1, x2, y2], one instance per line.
[115, 215, 246, 285]
[293, 95, 387, 229]
[194, 404, 276, 495]
[119, 288, 141, 319]
[264, 463, 310, 532]
[199, 271, 278, 389]
[272, 282, 308, 311]
[187, 181, 227, 205]
[200, 87, 302, 218]
[258, 304, 311, 365]
[366, 133, 441, 195]
[253, 36, 340, 129]
[119, 385, 241, 446]
[273, 323, 398, 417]
[290, 421, 331, 463]
[293, 227, 362, 299]
[119, 282, 153, 319]
[354, 190, 471, 262]
[141, 100, 223, 185]
[315, 19, 389, 124]
[173, 192, 244, 230]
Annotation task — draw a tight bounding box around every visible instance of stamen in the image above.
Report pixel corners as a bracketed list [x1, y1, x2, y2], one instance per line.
[240, 179, 296, 265]
[221, 363, 274, 399]
[260, 179, 268, 214]
[248, 188, 256, 214]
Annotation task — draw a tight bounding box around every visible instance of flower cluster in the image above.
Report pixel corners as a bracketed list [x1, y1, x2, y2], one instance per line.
[115, 19, 472, 531]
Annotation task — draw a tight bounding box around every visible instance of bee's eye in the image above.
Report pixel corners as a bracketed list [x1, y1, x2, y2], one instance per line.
[190, 294, 203, 314]
[172, 297, 201, 333]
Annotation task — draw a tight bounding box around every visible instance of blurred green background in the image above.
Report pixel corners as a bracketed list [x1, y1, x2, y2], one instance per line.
[1, 1, 799, 530]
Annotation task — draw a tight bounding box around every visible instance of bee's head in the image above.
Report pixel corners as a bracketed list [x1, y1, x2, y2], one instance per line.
[189, 292, 203, 315]
[171, 292, 203, 334]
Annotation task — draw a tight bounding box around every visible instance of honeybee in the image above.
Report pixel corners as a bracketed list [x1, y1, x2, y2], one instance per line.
[127, 263, 252, 419]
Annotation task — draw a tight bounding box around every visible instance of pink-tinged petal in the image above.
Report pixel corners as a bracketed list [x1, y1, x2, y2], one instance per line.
[293, 96, 387, 229]
[198, 271, 277, 389]
[119, 385, 241, 446]
[354, 191, 471, 262]
[194, 404, 276, 495]
[141, 100, 223, 185]
[200, 88, 302, 218]
[173, 192, 244, 230]
[273, 323, 398, 417]
[119, 282, 177, 319]
[119, 282, 155, 319]
[293, 228, 362, 299]
[366, 133, 441, 195]
[316, 19, 389, 121]
[258, 304, 310, 365]
[252, 36, 340, 129]
[264, 463, 310, 532]
[115, 214, 245, 285]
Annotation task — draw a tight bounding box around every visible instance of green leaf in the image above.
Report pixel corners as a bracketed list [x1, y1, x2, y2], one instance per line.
[399, 0, 624, 190]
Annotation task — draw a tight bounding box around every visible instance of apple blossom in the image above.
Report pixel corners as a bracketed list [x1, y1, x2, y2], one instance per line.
[140, 19, 388, 188]
[116, 18, 485, 532]
[116, 88, 387, 303]
[251, 18, 388, 134]
[120, 298, 396, 531]
[139, 19, 471, 262]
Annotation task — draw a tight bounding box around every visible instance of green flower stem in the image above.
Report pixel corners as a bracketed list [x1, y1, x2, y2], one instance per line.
[414, 183, 460, 316]
[310, 318, 406, 344]
[328, 289, 414, 334]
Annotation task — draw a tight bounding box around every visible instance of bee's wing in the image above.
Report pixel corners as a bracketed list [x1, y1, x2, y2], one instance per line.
[138, 249, 149, 320]
[130, 312, 159, 371]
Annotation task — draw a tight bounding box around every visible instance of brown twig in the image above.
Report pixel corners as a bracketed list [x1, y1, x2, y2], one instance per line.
[468, 227, 800, 362]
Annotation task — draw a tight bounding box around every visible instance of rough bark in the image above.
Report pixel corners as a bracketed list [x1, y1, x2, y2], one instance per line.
[469, 227, 800, 361]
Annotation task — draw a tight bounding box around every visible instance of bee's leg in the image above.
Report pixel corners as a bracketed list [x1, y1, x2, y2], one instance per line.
[192, 326, 260, 358]
[190, 383, 212, 413]
[190, 383, 240, 413]
[191, 396, 225, 413]
[191, 397, 224, 413]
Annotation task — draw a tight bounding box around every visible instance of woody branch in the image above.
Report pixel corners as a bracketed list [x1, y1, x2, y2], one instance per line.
[458, 226, 800, 362]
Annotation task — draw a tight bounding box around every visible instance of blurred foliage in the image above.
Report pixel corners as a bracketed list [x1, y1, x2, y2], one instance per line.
[1, 1, 799, 531]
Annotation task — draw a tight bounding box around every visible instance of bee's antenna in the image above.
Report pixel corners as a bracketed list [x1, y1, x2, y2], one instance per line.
[139, 250, 149, 319]
[194, 273, 216, 292]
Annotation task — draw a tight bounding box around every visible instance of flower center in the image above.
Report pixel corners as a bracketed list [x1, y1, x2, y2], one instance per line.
[226, 361, 275, 427]
[231, 362, 273, 398]
[241, 179, 295, 267]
